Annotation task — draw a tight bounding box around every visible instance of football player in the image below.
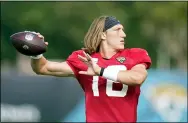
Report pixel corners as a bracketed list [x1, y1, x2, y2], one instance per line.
[31, 16, 152, 122]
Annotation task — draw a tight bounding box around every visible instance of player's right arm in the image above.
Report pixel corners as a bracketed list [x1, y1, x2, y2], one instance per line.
[30, 32, 75, 77]
[30, 32, 87, 78]
[31, 56, 75, 77]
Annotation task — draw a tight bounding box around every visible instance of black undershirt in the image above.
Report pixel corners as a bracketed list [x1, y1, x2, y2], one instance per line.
[102, 57, 110, 60]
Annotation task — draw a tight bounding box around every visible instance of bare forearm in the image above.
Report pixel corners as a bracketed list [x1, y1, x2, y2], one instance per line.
[30, 56, 47, 74]
[31, 56, 74, 77]
[98, 64, 148, 86]
[117, 69, 147, 85]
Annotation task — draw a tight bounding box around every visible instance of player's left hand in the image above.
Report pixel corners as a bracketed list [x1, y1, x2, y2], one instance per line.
[78, 51, 101, 76]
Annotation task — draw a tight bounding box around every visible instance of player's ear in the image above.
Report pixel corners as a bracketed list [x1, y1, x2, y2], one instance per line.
[101, 32, 106, 40]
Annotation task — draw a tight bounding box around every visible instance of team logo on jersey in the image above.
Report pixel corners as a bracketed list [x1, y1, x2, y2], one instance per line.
[116, 57, 126, 63]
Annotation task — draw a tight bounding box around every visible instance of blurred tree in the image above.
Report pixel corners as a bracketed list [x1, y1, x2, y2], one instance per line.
[133, 2, 187, 70]
[1, 1, 187, 70]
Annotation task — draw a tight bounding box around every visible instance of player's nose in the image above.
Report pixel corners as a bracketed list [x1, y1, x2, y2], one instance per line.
[120, 30, 126, 38]
[122, 31, 126, 38]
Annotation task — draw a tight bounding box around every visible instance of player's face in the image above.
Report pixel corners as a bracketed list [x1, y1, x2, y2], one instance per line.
[105, 24, 126, 50]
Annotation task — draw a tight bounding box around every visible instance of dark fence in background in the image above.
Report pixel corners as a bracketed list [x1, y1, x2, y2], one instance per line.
[1, 69, 187, 122]
[1, 75, 83, 122]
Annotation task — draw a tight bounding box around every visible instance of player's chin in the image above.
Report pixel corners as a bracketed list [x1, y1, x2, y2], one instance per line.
[117, 45, 124, 50]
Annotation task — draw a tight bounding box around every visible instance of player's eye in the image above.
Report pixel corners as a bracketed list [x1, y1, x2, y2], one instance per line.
[115, 28, 120, 31]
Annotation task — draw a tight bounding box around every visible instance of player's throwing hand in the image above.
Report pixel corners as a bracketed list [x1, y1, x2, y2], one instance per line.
[78, 51, 101, 76]
[31, 31, 48, 46]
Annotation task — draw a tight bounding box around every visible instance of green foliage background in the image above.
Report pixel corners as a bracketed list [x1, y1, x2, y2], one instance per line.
[1, 2, 187, 68]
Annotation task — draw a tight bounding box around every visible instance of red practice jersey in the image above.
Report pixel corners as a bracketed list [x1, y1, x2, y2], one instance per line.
[66, 48, 152, 122]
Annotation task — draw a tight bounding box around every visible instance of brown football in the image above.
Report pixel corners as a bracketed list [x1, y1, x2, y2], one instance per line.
[10, 31, 47, 56]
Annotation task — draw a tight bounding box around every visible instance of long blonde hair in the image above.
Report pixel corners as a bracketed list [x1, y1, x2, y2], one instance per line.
[83, 16, 108, 54]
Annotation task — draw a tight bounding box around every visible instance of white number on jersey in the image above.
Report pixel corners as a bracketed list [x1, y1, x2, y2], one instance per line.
[92, 65, 128, 97]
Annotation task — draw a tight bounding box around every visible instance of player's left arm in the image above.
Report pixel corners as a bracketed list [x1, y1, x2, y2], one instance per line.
[116, 64, 148, 85]
[102, 48, 151, 86]
[78, 49, 151, 86]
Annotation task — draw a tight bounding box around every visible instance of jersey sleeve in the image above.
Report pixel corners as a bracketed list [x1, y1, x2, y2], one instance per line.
[66, 50, 88, 78]
[131, 48, 152, 69]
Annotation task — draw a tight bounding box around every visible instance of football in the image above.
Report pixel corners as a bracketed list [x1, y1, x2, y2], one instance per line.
[10, 31, 47, 56]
